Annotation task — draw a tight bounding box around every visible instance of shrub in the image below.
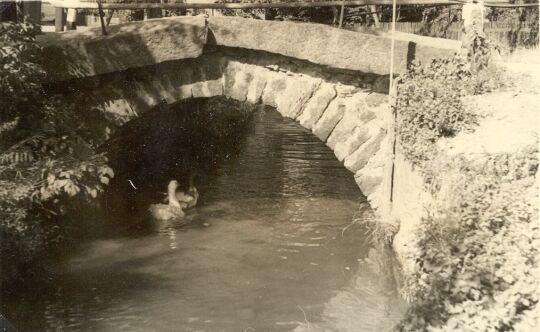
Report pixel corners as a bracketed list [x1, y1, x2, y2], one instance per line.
[395, 53, 506, 167]
[394, 23, 538, 330]
[399, 150, 538, 331]
[0, 21, 114, 286]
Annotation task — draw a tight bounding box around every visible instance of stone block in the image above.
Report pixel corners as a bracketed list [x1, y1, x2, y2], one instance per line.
[326, 91, 369, 150]
[355, 169, 384, 198]
[39, 16, 207, 82]
[245, 67, 268, 104]
[333, 126, 371, 162]
[365, 93, 388, 108]
[175, 66, 196, 100]
[261, 71, 288, 108]
[275, 76, 321, 119]
[312, 98, 346, 142]
[224, 62, 256, 101]
[192, 58, 225, 98]
[208, 16, 413, 75]
[297, 83, 337, 130]
[344, 130, 386, 173]
[192, 79, 223, 98]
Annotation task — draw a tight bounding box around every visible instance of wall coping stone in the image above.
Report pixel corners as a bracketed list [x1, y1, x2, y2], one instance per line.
[38, 15, 457, 82]
[208, 16, 456, 75]
[38, 16, 207, 82]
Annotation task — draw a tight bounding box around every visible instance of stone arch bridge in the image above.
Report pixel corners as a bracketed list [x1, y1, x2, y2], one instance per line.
[39, 15, 457, 223]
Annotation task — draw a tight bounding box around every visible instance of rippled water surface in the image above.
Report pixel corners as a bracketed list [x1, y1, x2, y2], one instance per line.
[2, 102, 404, 331]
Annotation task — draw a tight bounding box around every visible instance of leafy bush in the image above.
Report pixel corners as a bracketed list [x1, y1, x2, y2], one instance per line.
[394, 19, 539, 329]
[0, 21, 114, 285]
[0, 22, 44, 143]
[398, 150, 539, 331]
[394, 22, 538, 329]
[395, 54, 505, 167]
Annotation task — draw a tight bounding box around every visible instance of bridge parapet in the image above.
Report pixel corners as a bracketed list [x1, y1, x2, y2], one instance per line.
[39, 15, 459, 82]
[207, 16, 459, 76]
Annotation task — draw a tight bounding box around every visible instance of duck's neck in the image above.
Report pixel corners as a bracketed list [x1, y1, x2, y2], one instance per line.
[168, 186, 181, 208]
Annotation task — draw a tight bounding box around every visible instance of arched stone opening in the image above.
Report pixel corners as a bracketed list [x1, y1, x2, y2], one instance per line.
[54, 49, 390, 213]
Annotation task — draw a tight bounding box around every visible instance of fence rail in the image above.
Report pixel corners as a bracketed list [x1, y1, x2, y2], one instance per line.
[46, 0, 539, 10]
[42, 0, 539, 46]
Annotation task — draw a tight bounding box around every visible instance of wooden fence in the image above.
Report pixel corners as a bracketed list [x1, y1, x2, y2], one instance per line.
[69, 8, 538, 49]
[39, 1, 538, 48]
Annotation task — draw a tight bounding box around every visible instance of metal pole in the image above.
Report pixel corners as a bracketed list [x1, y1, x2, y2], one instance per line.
[382, 0, 398, 219]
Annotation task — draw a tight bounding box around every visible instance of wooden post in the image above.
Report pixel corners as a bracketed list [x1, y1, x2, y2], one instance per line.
[338, 2, 345, 28]
[66, 9, 77, 30]
[370, 5, 380, 28]
[145, 0, 162, 20]
[97, 1, 107, 35]
[55, 7, 65, 32]
[462, 0, 486, 53]
[145, 9, 162, 20]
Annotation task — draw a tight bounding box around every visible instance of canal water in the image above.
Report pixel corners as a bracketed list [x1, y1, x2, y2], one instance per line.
[1, 98, 404, 331]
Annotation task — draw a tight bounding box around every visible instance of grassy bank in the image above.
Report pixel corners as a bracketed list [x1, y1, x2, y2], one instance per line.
[393, 49, 539, 330]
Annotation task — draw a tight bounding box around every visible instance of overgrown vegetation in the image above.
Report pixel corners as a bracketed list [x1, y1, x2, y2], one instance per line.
[395, 46, 504, 167]
[0, 21, 113, 285]
[393, 13, 539, 331]
[398, 149, 538, 331]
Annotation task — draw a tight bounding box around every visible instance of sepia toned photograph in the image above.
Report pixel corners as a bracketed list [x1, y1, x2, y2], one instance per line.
[0, 0, 538, 331]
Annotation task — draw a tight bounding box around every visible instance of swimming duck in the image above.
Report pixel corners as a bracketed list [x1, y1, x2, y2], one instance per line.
[149, 180, 186, 220]
[164, 175, 199, 209]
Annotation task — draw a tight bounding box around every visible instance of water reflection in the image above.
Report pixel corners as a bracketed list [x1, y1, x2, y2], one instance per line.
[1, 98, 404, 331]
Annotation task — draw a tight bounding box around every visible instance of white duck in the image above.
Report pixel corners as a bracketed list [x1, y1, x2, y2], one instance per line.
[164, 176, 199, 209]
[149, 180, 186, 220]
